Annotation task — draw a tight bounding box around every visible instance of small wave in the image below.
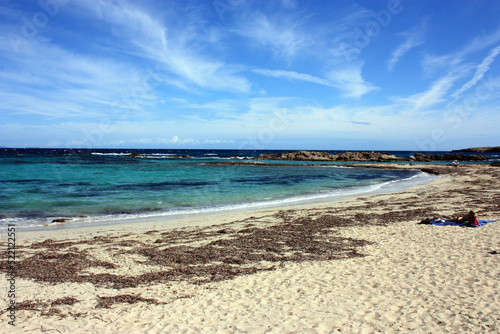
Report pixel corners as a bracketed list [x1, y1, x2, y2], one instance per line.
[0, 216, 80, 229]
[143, 155, 176, 159]
[91, 152, 130, 156]
[151, 153, 176, 155]
[219, 156, 251, 160]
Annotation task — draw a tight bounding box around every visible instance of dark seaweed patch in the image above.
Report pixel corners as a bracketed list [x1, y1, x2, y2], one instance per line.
[0, 297, 80, 319]
[4, 212, 373, 289]
[95, 294, 161, 309]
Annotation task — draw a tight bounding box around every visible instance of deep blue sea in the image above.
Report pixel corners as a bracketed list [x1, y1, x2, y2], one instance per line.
[0, 148, 497, 229]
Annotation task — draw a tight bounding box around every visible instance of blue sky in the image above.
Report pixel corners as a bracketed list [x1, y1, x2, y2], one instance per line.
[1, 0, 500, 150]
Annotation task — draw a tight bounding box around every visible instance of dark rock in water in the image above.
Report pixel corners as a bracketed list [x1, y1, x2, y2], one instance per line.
[452, 146, 500, 153]
[490, 161, 500, 167]
[467, 154, 490, 161]
[257, 153, 279, 160]
[128, 153, 144, 158]
[413, 152, 488, 162]
[333, 151, 407, 162]
[51, 218, 68, 223]
[257, 151, 336, 161]
[412, 153, 433, 162]
[420, 168, 441, 175]
[167, 155, 193, 159]
[257, 150, 489, 163]
[257, 151, 408, 162]
[257, 150, 408, 162]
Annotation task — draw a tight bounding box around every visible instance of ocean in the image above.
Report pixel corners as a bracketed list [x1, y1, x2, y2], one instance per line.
[1, 148, 496, 229]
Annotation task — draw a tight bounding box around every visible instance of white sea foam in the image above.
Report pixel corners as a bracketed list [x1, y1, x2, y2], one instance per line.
[91, 152, 130, 156]
[91, 152, 192, 159]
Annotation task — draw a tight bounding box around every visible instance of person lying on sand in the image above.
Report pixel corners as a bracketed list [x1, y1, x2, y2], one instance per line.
[444, 210, 479, 226]
[420, 210, 479, 226]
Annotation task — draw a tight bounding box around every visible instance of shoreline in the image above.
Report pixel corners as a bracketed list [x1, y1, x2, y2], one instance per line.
[3, 164, 430, 233]
[1, 163, 499, 332]
[4, 163, 484, 240]
[11, 164, 437, 236]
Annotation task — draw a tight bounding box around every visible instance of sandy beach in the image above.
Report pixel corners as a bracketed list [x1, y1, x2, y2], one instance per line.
[1, 164, 499, 333]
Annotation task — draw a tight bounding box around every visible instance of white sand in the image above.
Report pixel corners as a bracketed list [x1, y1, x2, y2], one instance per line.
[1, 164, 499, 333]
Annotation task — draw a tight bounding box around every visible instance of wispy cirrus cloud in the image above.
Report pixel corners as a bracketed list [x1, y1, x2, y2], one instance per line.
[327, 65, 379, 98]
[251, 69, 332, 86]
[397, 68, 470, 110]
[404, 28, 500, 111]
[0, 35, 149, 119]
[422, 28, 500, 76]
[236, 13, 310, 63]
[388, 22, 426, 71]
[237, 4, 378, 98]
[74, 1, 251, 93]
[451, 45, 500, 98]
[1, 0, 499, 149]
[252, 67, 378, 98]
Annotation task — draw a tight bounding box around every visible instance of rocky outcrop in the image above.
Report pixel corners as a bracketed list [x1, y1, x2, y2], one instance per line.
[257, 150, 490, 162]
[452, 146, 500, 153]
[128, 153, 145, 158]
[257, 151, 408, 162]
[333, 151, 407, 162]
[413, 153, 489, 162]
[258, 151, 336, 161]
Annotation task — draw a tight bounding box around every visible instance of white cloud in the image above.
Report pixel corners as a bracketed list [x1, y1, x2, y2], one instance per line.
[388, 23, 426, 71]
[251, 68, 332, 86]
[452, 45, 500, 98]
[422, 28, 500, 76]
[0, 36, 150, 119]
[462, 29, 500, 56]
[327, 65, 379, 98]
[237, 13, 309, 62]
[163, 136, 198, 145]
[398, 69, 468, 110]
[409, 30, 500, 110]
[203, 139, 235, 144]
[2, 1, 499, 149]
[252, 66, 379, 98]
[421, 54, 454, 76]
[235, 4, 383, 99]
[75, 1, 251, 93]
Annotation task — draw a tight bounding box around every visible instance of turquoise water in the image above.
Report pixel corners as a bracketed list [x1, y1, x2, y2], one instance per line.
[0, 148, 451, 228]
